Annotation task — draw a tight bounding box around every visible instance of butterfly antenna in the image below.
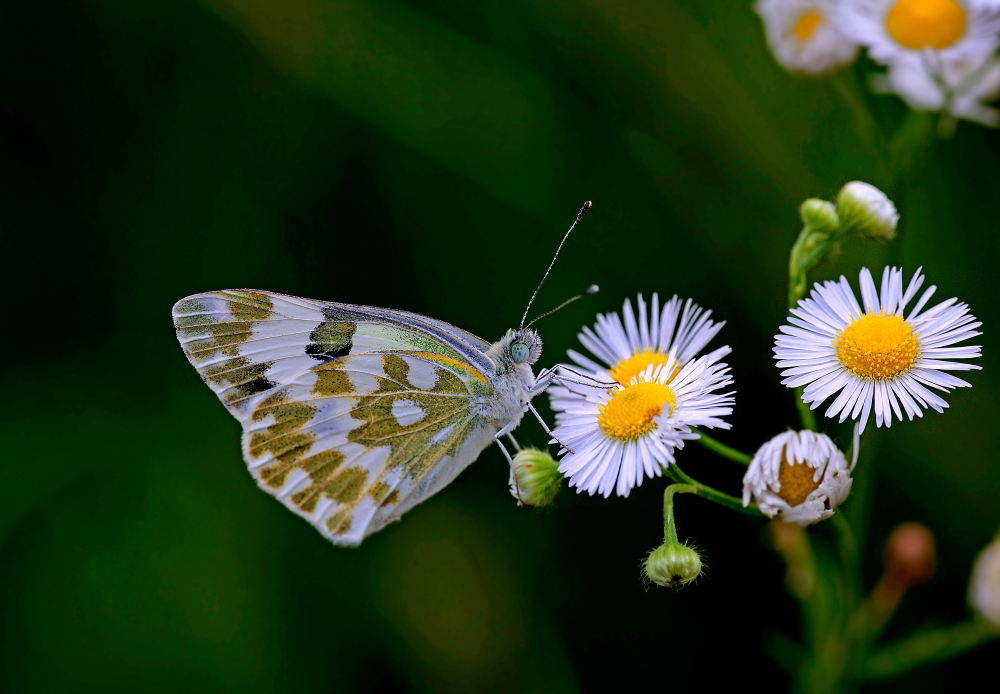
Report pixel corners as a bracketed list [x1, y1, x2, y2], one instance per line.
[524, 285, 599, 329]
[520, 201, 593, 329]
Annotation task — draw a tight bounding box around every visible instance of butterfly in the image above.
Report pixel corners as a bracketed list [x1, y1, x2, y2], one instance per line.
[172, 202, 593, 546]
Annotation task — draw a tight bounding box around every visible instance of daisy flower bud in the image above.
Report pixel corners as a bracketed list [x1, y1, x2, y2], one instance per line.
[969, 532, 1000, 630]
[868, 522, 938, 627]
[743, 427, 858, 527]
[508, 448, 562, 507]
[644, 542, 703, 588]
[883, 522, 937, 588]
[800, 198, 840, 235]
[836, 181, 899, 241]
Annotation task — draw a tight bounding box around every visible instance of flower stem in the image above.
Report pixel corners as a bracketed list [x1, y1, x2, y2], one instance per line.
[665, 464, 764, 517]
[662, 484, 696, 544]
[693, 429, 752, 465]
[830, 70, 881, 154]
[795, 391, 818, 431]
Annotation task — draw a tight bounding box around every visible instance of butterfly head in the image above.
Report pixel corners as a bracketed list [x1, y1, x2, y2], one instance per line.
[487, 328, 543, 375]
[510, 328, 543, 365]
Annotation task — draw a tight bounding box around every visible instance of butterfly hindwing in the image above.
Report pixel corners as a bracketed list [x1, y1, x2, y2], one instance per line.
[173, 289, 500, 545]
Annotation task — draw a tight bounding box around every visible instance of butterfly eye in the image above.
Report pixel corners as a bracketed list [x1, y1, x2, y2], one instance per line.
[511, 342, 530, 364]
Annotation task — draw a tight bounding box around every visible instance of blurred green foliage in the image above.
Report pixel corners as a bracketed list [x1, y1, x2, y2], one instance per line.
[2, 0, 998, 691]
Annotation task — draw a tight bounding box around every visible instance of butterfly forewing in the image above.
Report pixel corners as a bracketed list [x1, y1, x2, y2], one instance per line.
[173, 289, 499, 545]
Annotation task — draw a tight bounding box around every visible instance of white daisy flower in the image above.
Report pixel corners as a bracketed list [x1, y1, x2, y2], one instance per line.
[969, 532, 1000, 629]
[837, 0, 1000, 65]
[566, 293, 730, 388]
[549, 355, 735, 498]
[756, 0, 860, 75]
[871, 52, 1000, 125]
[742, 426, 858, 526]
[775, 266, 982, 433]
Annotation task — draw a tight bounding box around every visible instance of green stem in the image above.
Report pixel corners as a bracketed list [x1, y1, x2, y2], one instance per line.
[693, 429, 752, 465]
[830, 70, 881, 154]
[662, 484, 696, 544]
[795, 392, 818, 431]
[664, 464, 765, 517]
[861, 620, 998, 679]
[887, 110, 935, 180]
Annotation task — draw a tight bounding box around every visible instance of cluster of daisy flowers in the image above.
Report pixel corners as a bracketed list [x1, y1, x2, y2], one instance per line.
[536, 268, 980, 524]
[523, 265, 980, 531]
[500, 182, 990, 604]
[757, 0, 1000, 126]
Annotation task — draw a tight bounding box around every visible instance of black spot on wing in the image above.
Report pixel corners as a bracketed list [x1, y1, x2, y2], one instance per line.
[306, 321, 357, 361]
[320, 306, 354, 322]
[238, 374, 278, 399]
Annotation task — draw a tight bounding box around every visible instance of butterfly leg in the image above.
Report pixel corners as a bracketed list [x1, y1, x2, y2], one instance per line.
[533, 365, 615, 393]
[525, 401, 574, 455]
[493, 422, 527, 504]
[530, 367, 558, 394]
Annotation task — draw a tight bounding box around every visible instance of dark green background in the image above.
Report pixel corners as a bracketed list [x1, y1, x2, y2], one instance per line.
[2, 1, 998, 691]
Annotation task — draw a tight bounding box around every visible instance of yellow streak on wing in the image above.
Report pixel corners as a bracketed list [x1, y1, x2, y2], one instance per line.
[398, 351, 490, 383]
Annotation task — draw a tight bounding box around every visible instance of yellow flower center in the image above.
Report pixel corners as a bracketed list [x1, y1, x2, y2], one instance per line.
[610, 349, 678, 387]
[598, 381, 676, 441]
[835, 313, 920, 380]
[886, 0, 967, 50]
[777, 450, 822, 507]
[792, 10, 823, 41]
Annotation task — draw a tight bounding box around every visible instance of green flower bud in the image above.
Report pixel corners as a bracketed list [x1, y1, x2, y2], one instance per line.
[836, 181, 898, 241]
[509, 448, 562, 507]
[799, 198, 840, 236]
[643, 542, 703, 588]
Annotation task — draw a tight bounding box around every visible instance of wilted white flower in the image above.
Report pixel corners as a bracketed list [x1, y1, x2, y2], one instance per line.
[836, 181, 899, 240]
[774, 266, 982, 433]
[743, 427, 858, 526]
[757, 0, 860, 75]
[969, 532, 1000, 629]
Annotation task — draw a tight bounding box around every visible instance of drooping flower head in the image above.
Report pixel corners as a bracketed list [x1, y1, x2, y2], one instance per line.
[743, 427, 858, 526]
[550, 295, 734, 497]
[774, 267, 982, 432]
[756, 0, 860, 75]
[837, 181, 900, 241]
